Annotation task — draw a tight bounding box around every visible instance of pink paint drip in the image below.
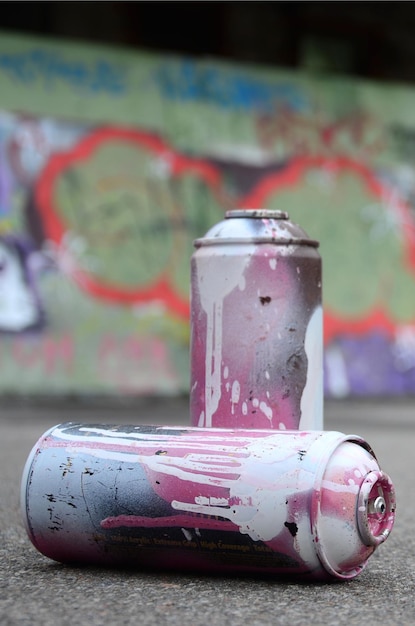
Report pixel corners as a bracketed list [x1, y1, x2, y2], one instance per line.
[100, 514, 237, 532]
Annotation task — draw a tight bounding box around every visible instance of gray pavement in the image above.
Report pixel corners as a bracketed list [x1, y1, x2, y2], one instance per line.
[1, 397, 414, 626]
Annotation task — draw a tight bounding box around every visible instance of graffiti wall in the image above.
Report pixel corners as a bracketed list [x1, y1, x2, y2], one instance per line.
[1, 32, 415, 397]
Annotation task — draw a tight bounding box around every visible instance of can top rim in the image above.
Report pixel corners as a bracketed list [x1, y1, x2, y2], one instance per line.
[226, 209, 289, 220]
[194, 236, 319, 248]
[195, 208, 320, 248]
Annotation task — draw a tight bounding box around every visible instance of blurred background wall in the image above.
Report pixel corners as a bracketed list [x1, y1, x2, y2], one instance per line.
[1, 1, 415, 399]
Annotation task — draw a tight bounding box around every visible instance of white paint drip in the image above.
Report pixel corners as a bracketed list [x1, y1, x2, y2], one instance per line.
[231, 380, 241, 414]
[65, 446, 140, 464]
[197, 249, 250, 426]
[299, 306, 323, 430]
[135, 438, 300, 541]
[204, 299, 223, 427]
[69, 426, 279, 447]
[269, 258, 277, 270]
[259, 401, 273, 424]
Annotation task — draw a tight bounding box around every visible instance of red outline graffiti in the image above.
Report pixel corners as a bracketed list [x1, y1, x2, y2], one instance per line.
[35, 126, 223, 319]
[239, 155, 415, 343]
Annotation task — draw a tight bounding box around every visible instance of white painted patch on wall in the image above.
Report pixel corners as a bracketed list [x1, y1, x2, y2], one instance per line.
[325, 344, 350, 398]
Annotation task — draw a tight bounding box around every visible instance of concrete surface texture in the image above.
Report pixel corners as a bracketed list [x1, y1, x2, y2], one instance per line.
[1, 397, 414, 626]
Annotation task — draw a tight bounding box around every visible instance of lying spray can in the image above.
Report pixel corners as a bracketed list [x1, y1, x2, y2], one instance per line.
[190, 209, 322, 430]
[21, 423, 395, 580]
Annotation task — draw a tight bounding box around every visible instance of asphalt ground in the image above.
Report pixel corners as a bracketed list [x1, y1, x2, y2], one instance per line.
[1, 397, 414, 626]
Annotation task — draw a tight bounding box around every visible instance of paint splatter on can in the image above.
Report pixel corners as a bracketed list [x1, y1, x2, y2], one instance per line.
[190, 209, 322, 430]
[21, 423, 395, 580]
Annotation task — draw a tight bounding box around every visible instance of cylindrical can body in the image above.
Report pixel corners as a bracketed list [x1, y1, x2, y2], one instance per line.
[190, 209, 322, 430]
[21, 423, 395, 580]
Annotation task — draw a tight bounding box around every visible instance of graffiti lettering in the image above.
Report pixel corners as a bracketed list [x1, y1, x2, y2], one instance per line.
[0, 49, 127, 95]
[12, 335, 74, 373]
[153, 60, 308, 113]
[98, 335, 179, 392]
[256, 108, 385, 158]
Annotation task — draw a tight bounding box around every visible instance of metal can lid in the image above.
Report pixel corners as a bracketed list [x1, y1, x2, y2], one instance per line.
[356, 469, 396, 547]
[311, 436, 396, 580]
[194, 208, 319, 248]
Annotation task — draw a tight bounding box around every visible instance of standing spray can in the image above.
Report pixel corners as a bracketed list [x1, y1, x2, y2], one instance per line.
[21, 423, 395, 580]
[190, 209, 322, 430]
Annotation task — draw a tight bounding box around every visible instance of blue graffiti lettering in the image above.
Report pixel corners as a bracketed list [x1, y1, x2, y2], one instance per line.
[0, 49, 127, 95]
[153, 60, 309, 113]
